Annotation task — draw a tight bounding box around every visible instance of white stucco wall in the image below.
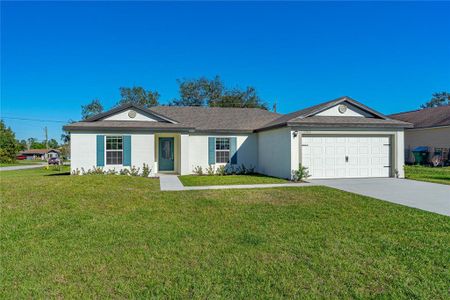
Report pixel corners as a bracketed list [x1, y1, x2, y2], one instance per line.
[70, 132, 156, 175]
[71, 133, 97, 171]
[131, 133, 155, 172]
[257, 127, 292, 179]
[187, 133, 258, 173]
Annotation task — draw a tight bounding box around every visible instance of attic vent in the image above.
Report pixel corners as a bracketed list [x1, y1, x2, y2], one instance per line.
[338, 104, 347, 114]
[128, 110, 137, 118]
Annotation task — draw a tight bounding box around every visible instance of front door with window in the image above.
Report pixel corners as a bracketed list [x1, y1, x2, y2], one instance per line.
[159, 138, 174, 171]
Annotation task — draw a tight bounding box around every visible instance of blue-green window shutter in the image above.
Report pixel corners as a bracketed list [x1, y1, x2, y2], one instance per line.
[208, 137, 216, 165]
[123, 135, 131, 166]
[230, 137, 237, 164]
[96, 135, 105, 167]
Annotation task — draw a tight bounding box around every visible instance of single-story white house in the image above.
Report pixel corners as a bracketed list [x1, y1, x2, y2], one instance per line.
[389, 106, 450, 164]
[64, 96, 412, 179]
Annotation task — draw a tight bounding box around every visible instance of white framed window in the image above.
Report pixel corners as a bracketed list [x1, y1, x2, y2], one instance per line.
[215, 138, 230, 163]
[106, 136, 123, 165]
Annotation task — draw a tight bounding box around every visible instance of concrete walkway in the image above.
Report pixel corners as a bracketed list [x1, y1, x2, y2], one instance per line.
[0, 163, 46, 172]
[159, 174, 314, 191]
[159, 174, 185, 191]
[311, 178, 450, 216]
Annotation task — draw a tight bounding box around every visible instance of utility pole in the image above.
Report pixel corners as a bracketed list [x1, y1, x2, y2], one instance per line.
[44, 126, 48, 149]
[273, 100, 277, 113]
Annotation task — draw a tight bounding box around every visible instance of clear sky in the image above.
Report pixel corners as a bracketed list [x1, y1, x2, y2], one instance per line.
[1, 1, 449, 141]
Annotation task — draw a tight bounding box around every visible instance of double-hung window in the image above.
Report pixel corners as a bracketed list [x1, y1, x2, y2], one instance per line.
[215, 138, 230, 163]
[106, 136, 123, 165]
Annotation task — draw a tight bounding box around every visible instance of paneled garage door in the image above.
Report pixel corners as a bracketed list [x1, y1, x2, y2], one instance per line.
[302, 136, 391, 179]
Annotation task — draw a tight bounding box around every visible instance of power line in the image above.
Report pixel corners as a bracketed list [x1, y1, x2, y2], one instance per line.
[1, 116, 68, 123]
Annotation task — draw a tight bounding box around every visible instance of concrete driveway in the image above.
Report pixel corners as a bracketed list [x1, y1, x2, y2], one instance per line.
[310, 178, 450, 216]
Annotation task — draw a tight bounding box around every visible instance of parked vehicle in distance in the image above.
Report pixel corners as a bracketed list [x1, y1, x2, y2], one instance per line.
[16, 155, 26, 160]
[48, 157, 61, 165]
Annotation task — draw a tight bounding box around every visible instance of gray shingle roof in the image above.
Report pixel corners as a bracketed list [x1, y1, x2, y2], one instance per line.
[63, 97, 413, 132]
[389, 106, 450, 129]
[149, 106, 281, 132]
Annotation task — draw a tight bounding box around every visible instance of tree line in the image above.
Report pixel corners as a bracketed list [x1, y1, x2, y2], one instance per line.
[81, 76, 269, 119]
[0, 87, 448, 163]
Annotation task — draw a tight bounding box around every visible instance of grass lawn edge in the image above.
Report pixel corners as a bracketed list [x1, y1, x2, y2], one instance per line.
[178, 174, 290, 186]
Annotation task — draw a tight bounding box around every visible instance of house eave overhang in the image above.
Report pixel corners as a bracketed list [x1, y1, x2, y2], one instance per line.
[63, 126, 195, 133]
[194, 129, 254, 134]
[253, 123, 288, 132]
[63, 126, 258, 134]
[405, 124, 450, 130]
[286, 122, 414, 129]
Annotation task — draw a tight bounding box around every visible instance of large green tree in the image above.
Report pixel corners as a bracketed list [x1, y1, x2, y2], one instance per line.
[421, 92, 450, 108]
[81, 99, 104, 120]
[0, 120, 20, 163]
[117, 86, 160, 108]
[170, 76, 268, 109]
[171, 76, 224, 107]
[217, 86, 268, 109]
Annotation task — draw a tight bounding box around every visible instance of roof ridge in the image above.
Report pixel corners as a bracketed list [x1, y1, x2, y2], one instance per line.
[151, 105, 279, 113]
[389, 105, 449, 116]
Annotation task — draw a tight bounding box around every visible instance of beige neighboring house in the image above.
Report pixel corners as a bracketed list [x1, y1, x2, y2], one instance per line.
[389, 106, 450, 163]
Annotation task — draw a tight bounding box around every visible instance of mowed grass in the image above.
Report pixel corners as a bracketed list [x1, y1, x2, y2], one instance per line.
[1, 169, 449, 298]
[179, 174, 288, 186]
[405, 165, 450, 185]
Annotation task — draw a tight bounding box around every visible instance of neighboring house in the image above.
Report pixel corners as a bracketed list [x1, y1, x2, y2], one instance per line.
[389, 106, 450, 163]
[63, 96, 412, 179]
[19, 149, 60, 160]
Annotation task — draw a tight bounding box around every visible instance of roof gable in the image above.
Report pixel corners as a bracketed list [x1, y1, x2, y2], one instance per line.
[103, 109, 159, 122]
[83, 103, 178, 124]
[313, 101, 377, 118]
[298, 96, 388, 120]
[257, 96, 411, 131]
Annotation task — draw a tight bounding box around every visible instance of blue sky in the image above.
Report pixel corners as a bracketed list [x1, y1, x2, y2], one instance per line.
[1, 1, 449, 141]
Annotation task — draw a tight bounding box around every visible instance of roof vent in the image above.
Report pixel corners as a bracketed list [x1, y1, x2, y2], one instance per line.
[128, 110, 137, 118]
[338, 104, 347, 114]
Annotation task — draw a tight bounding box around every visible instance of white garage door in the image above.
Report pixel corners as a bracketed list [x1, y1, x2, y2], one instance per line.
[302, 136, 390, 179]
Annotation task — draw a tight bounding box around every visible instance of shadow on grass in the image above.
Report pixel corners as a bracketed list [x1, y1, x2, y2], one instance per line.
[45, 172, 71, 176]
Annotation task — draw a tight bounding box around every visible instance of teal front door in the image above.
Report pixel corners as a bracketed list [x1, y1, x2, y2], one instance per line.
[159, 138, 174, 171]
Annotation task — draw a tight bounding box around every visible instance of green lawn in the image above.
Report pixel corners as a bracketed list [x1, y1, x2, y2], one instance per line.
[1, 168, 449, 298]
[405, 165, 450, 185]
[179, 174, 289, 186]
[0, 160, 46, 167]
